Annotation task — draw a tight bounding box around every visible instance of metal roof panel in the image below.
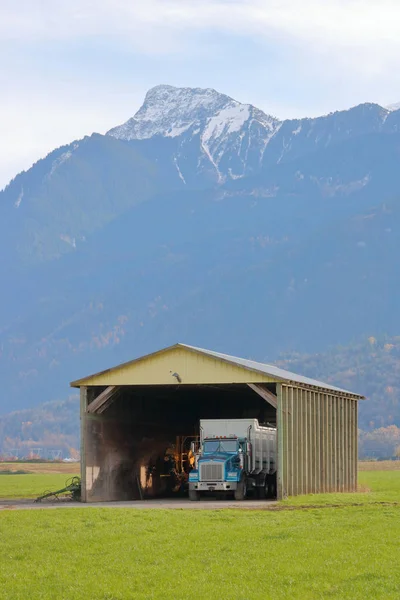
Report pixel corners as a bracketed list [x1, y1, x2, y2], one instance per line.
[179, 344, 364, 398]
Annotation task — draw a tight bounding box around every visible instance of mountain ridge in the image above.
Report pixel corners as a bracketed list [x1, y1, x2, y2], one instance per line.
[4, 85, 400, 195]
[2, 85, 400, 268]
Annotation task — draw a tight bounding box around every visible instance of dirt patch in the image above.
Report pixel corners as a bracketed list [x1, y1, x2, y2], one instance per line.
[0, 469, 31, 475]
[0, 462, 79, 475]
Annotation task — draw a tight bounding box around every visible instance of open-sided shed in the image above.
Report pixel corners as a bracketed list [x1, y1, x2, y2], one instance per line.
[71, 343, 364, 501]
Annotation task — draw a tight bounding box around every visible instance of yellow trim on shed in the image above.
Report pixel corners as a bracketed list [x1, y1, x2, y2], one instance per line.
[71, 344, 276, 387]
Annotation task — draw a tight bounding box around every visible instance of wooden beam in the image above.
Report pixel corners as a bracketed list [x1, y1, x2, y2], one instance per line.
[247, 383, 278, 409]
[87, 386, 118, 414]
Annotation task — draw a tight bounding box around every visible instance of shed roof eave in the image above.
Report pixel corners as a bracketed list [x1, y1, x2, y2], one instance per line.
[284, 380, 365, 400]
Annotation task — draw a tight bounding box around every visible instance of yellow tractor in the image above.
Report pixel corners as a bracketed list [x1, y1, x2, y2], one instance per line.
[161, 435, 199, 493]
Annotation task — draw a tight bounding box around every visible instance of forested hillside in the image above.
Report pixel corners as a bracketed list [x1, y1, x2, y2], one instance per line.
[278, 336, 400, 459]
[277, 336, 400, 429]
[0, 396, 79, 459]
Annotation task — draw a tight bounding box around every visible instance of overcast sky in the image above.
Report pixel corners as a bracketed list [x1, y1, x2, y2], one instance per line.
[1, 0, 399, 189]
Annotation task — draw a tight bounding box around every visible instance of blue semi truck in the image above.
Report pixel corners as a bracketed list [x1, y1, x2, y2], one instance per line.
[188, 418, 277, 501]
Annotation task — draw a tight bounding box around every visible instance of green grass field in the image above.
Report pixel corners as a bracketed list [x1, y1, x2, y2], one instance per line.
[0, 465, 79, 500]
[0, 468, 399, 599]
[0, 474, 81, 500]
[1, 502, 399, 599]
[280, 470, 400, 507]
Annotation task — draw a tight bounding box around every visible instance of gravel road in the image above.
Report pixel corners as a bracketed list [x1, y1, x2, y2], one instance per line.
[0, 498, 276, 511]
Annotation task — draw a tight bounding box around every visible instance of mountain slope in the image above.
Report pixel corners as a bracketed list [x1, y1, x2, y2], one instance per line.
[1, 85, 400, 422]
[0, 134, 169, 263]
[277, 336, 400, 430]
[2, 164, 400, 415]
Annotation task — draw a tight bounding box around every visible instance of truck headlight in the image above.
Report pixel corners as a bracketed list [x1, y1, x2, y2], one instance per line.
[189, 472, 199, 481]
[227, 472, 237, 478]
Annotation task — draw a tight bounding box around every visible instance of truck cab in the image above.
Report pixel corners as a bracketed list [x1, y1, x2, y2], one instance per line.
[189, 436, 245, 500]
[188, 419, 277, 501]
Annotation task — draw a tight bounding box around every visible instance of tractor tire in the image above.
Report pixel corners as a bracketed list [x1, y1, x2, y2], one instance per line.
[234, 477, 247, 501]
[189, 489, 200, 501]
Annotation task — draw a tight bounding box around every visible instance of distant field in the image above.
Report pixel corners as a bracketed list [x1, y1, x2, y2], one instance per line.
[0, 462, 79, 474]
[3, 460, 399, 475]
[358, 460, 400, 471]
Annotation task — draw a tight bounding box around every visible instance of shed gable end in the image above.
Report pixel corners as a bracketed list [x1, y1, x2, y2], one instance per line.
[72, 346, 276, 386]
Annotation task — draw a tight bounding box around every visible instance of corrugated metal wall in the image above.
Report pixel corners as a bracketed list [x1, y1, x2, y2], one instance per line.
[277, 384, 358, 498]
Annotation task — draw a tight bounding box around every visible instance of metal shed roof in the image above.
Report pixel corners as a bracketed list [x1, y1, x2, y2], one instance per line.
[71, 342, 364, 398]
[180, 344, 363, 397]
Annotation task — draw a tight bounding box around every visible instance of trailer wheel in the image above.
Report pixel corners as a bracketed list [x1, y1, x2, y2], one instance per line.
[256, 486, 264, 500]
[234, 477, 247, 501]
[265, 474, 277, 499]
[189, 490, 200, 501]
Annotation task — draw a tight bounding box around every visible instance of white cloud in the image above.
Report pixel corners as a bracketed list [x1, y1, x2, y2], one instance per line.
[1, 0, 399, 188]
[1, 2, 399, 101]
[0, 88, 144, 190]
[1, 1, 400, 55]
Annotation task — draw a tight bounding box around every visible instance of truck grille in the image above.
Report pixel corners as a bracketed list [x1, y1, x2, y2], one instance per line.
[200, 463, 224, 481]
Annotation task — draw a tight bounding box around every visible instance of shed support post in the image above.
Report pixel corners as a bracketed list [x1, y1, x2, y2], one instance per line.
[80, 386, 88, 502]
[355, 400, 358, 492]
[276, 383, 285, 500]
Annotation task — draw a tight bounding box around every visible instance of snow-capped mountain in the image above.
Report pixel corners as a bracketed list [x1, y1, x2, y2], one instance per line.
[387, 102, 400, 111]
[107, 85, 239, 140]
[108, 84, 281, 181]
[107, 85, 399, 183]
[3, 84, 400, 263]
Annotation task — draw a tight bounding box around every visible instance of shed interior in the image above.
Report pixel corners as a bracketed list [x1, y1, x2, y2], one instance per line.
[84, 383, 277, 501]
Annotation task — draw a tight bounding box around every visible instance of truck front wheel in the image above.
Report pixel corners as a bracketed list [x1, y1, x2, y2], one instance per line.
[189, 489, 201, 501]
[234, 477, 247, 501]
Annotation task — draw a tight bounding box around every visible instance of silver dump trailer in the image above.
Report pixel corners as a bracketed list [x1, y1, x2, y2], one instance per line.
[189, 418, 277, 500]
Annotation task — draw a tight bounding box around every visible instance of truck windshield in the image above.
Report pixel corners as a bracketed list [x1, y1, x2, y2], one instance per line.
[203, 440, 238, 453]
